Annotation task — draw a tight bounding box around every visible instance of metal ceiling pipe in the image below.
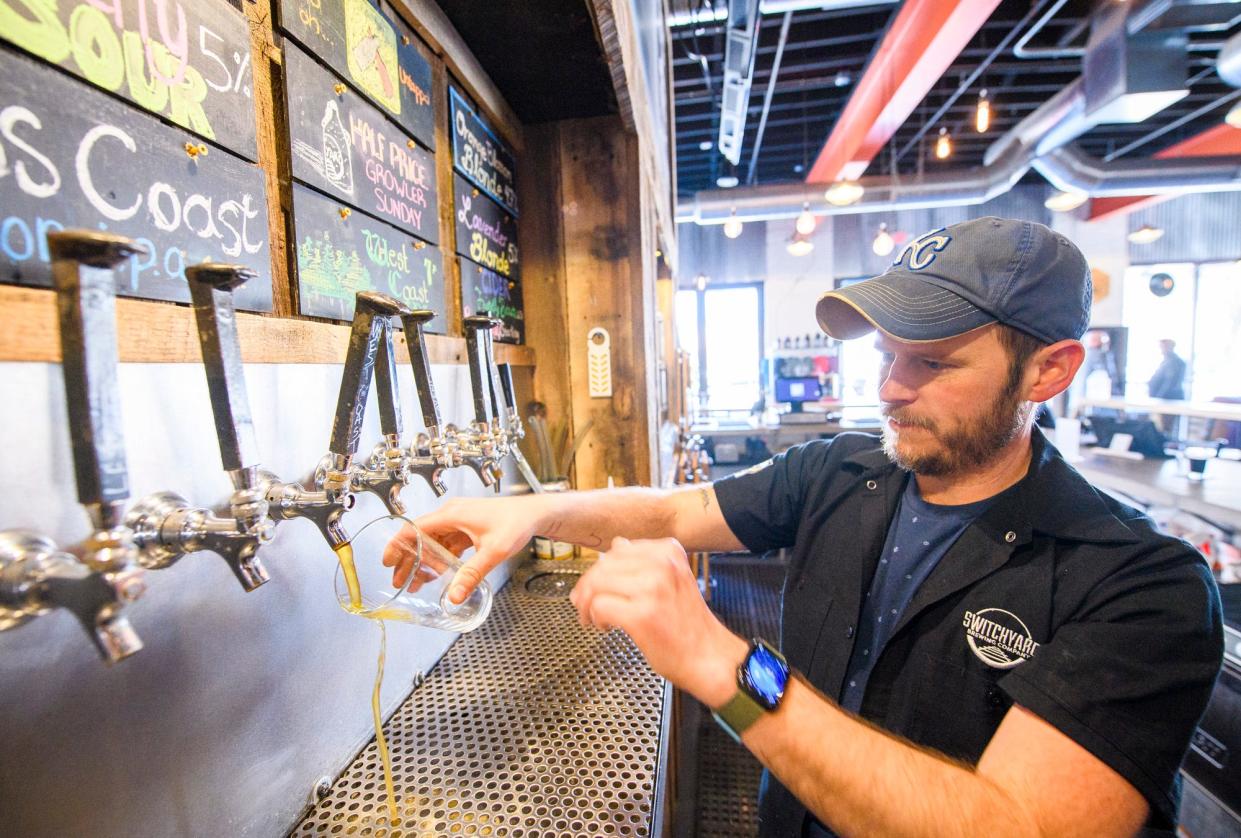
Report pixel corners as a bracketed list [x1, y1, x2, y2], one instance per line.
[676, 144, 1033, 224]
[667, 0, 898, 28]
[1033, 145, 1241, 196]
[982, 79, 1093, 167]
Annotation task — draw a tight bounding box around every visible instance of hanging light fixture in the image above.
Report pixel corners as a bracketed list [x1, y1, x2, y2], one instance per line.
[1127, 224, 1165, 245]
[1226, 102, 1241, 129]
[723, 209, 744, 239]
[717, 173, 739, 188]
[695, 272, 709, 292]
[786, 232, 814, 257]
[1044, 190, 1089, 212]
[795, 203, 816, 236]
[975, 89, 991, 133]
[825, 180, 864, 206]
[935, 127, 952, 160]
[872, 223, 895, 256]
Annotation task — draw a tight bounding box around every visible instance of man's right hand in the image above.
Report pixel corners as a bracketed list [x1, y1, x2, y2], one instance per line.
[383, 496, 543, 604]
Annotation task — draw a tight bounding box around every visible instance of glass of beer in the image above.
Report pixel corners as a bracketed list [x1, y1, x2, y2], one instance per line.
[333, 515, 493, 632]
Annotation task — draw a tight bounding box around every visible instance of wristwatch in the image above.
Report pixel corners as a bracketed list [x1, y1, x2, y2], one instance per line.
[711, 637, 790, 742]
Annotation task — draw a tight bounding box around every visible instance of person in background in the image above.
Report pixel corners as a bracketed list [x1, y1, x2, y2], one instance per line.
[1148, 339, 1187, 433]
[387, 218, 1221, 838]
[1148, 339, 1187, 401]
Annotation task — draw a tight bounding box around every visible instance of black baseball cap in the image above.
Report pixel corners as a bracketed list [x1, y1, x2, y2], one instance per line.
[816, 217, 1091, 345]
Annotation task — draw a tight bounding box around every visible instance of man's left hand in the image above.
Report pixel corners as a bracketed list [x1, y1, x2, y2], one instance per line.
[569, 536, 748, 707]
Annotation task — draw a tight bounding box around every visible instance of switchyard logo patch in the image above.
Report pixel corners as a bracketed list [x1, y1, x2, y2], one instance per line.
[962, 608, 1039, 669]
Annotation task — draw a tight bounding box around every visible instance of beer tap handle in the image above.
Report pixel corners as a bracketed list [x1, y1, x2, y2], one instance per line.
[329, 292, 407, 463]
[47, 231, 146, 532]
[497, 363, 517, 418]
[482, 325, 505, 428]
[185, 263, 261, 483]
[373, 317, 404, 441]
[463, 315, 495, 428]
[399, 310, 442, 433]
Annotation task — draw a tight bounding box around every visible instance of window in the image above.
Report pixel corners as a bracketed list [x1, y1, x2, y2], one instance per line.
[1121, 261, 1241, 403]
[675, 284, 763, 414]
[1193, 262, 1241, 402]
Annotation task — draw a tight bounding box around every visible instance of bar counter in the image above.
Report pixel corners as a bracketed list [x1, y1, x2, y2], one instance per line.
[1074, 450, 1241, 531]
[292, 558, 672, 837]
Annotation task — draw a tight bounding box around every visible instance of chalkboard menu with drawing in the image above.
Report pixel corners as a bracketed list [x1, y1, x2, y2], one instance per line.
[292, 184, 445, 330]
[450, 87, 518, 216]
[453, 174, 518, 279]
[460, 259, 523, 344]
[0, 46, 273, 312]
[284, 42, 437, 243]
[0, 0, 259, 161]
[278, 0, 435, 150]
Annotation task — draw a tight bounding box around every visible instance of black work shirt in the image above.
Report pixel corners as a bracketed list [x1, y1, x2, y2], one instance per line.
[714, 430, 1222, 837]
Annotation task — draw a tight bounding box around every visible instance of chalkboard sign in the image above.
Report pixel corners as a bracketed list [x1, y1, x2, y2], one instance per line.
[278, 0, 435, 150]
[450, 87, 518, 216]
[0, 47, 273, 312]
[292, 184, 444, 330]
[0, 0, 259, 161]
[285, 42, 437, 243]
[454, 174, 518, 279]
[460, 258, 523, 344]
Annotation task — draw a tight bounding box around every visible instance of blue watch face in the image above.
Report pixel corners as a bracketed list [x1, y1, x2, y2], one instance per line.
[742, 642, 788, 710]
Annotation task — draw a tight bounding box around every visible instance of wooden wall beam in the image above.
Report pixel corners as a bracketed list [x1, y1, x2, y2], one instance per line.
[0, 287, 533, 367]
[559, 116, 658, 488]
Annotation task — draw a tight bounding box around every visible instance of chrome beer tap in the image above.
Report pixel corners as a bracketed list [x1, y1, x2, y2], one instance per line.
[399, 309, 454, 496]
[264, 292, 405, 546]
[124, 264, 275, 590]
[0, 231, 146, 663]
[495, 360, 545, 493]
[350, 311, 417, 515]
[459, 315, 504, 491]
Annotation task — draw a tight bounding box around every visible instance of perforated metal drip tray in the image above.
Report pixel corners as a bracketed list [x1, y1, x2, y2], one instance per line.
[292, 559, 669, 837]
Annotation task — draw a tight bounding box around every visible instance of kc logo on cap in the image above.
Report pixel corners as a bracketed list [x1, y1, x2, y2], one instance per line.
[896, 228, 953, 271]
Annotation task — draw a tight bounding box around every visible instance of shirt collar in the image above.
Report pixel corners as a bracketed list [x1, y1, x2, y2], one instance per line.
[842, 428, 1141, 545]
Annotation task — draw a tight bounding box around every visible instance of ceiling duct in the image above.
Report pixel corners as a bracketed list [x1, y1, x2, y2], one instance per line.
[985, 0, 1190, 167]
[1034, 145, 1241, 196]
[678, 144, 1033, 223]
[1082, 1, 1189, 124]
[718, 0, 762, 165]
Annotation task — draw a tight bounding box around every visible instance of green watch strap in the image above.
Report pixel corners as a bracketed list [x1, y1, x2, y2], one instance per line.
[711, 689, 766, 743]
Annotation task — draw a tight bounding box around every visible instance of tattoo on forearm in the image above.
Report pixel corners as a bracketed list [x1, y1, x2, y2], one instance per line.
[582, 533, 604, 548]
[700, 488, 711, 510]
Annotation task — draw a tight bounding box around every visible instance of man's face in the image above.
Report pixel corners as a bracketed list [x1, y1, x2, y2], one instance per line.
[875, 327, 1033, 478]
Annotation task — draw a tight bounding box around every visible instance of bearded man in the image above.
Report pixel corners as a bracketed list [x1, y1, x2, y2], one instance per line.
[388, 218, 1221, 838]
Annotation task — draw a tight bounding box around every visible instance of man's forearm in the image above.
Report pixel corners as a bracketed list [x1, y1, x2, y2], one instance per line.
[740, 678, 1041, 838]
[532, 487, 678, 550]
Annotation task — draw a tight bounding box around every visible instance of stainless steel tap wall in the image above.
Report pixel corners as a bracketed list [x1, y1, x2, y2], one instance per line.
[0, 360, 515, 838]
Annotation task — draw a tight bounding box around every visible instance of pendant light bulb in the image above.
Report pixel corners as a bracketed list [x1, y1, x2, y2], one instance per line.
[723, 210, 744, 239]
[1226, 101, 1241, 129]
[872, 223, 895, 257]
[975, 90, 990, 133]
[795, 204, 816, 236]
[825, 180, 864, 206]
[935, 127, 952, 160]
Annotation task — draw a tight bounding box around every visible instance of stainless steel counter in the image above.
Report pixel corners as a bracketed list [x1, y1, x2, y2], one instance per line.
[291, 558, 672, 837]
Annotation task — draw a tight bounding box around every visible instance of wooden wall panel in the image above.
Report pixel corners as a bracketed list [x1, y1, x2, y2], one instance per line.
[517, 123, 574, 479]
[559, 117, 657, 489]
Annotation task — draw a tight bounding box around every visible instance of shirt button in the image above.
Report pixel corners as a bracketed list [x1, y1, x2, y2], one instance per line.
[866, 480, 878, 490]
[1005, 531, 1017, 543]
[845, 626, 855, 638]
[986, 686, 1004, 708]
